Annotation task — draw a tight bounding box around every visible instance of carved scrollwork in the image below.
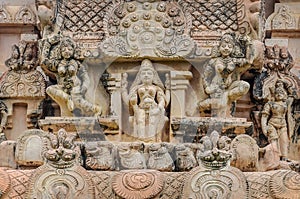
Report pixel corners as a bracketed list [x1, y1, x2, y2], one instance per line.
[183, 166, 248, 199]
[112, 170, 164, 199]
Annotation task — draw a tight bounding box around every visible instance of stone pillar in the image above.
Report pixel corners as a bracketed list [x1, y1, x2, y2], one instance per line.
[170, 71, 192, 143]
[105, 73, 122, 141]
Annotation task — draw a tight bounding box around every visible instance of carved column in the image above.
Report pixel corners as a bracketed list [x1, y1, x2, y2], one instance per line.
[104, 73, 122, 141]
[170, 71, 192, 143]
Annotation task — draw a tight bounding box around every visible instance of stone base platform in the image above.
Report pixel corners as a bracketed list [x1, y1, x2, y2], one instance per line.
[171, 117, 253, 142]
[0, 167, 298, 199]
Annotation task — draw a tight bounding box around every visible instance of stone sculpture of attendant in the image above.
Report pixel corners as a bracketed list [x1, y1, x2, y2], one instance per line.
[199, 33, 254, 117]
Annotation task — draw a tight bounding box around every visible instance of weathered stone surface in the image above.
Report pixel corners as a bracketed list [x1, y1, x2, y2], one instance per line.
[0, 141, 16, 168]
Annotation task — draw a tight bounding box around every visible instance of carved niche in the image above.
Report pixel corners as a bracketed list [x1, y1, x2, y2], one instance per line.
[112, 170, 164, 199]
[15, 129, 51, 167]
[266, 4, 297, 30]
[14, 6, 36, 24]
[25, 129, 95, 199]
[101, 0, 195, 58]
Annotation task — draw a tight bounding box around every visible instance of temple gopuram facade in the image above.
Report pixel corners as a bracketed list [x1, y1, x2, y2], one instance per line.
[0, 0, 300, 198]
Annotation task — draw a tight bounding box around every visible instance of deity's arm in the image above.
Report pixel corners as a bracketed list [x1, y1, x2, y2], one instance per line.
[164, 73, 171, 106]
[78, 63, 90, 95]
[156, 87, 166, 109]
[121, 73, 129, 105]
[129, 87, 139, 111]
[203, 60, 218, 95]
[261, 102, 271, 137]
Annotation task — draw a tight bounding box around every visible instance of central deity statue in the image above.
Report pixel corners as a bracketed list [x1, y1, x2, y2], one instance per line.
[122, 59, 170, 142]
[199, 33, 254, 117]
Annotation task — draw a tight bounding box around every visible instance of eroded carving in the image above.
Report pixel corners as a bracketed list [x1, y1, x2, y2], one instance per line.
[0, 168, 10, 197]
[15, 6, 36, 24]
[0, 101, 8, 142]
[175, 144, 198, 172]
[15, 129, 51, 167]
[198, 33, 254, 117]
[0, 5, 12, 23]
[147, 143, 174, 172]
[85, 141, 117, 171]
[112, 170, 164, 199]
[272, 5, 296, 30]
[118, 142, 146, 170]
[121, 59, 169, 142]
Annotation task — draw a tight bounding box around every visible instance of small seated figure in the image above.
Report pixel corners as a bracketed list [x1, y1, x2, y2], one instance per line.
[5, 45, 21, 71]
[41, 35, 101, 116]
[147, 143, 174, 171]
[118, 142, 146, 169]
[261, 80, 294, 161]
[199, 33, 254, 117]
[122, 59, 170, 142]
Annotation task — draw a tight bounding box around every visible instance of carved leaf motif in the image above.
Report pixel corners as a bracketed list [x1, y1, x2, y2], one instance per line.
[0, 168, 10, 197]
[112, 170, 164, 199]
[0, 6, 12, 23]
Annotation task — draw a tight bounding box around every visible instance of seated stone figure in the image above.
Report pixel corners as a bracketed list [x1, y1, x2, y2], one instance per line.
[122, 59, 169, 142]
[199, 33, 254, 117]
[41, 35, 101, 116]
[261, 80, 294, 161]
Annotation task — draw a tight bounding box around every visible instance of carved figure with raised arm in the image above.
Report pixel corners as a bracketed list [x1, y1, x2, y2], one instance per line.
[199, 33, 254, 117]
[41, 35, 101, 116]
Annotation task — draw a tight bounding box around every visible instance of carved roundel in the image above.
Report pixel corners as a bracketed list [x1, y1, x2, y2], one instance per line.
[112, 170, 164, 199]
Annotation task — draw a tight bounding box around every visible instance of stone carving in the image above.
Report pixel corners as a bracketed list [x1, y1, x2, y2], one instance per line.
[0, 5, 11, 23]
[175, 144, 198, 172]
[253, 45, 299, 102]
[40, 34, 101, 116]
[198, 33, 254, 117]
[26, 128, 95, 199]
[85, 141, 117, 170]
[159, 172, 186, 199]
[15, 129, 51, 167]
[56, 0, 111, 40]
[179, 0, 238, 33]
[121, 59, 169, 142]
[196, 131, 232, 170]
[118, 142, 146, 170]
[147, 143, 174, 172]
[269, 170, 300, 198]
[231, 134, 259, 171]
[15, 6, 36, 24]
[89, 172, 115, 199]
[5, 169, 33, 199]
[245, 170, 300, 199]
[261, 80, 294, 161]
[183, 166, 248, 199]
[112, 170, 164, 199]
[1, 41, 45, 98]
[0, 168, 10, 197]
[101, 0, 195, 57]
[0, 100, 8, 142]
[272, 5, 296, 30]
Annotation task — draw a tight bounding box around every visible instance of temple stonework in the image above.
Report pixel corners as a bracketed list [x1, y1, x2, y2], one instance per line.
[0, 0, 300, 198]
